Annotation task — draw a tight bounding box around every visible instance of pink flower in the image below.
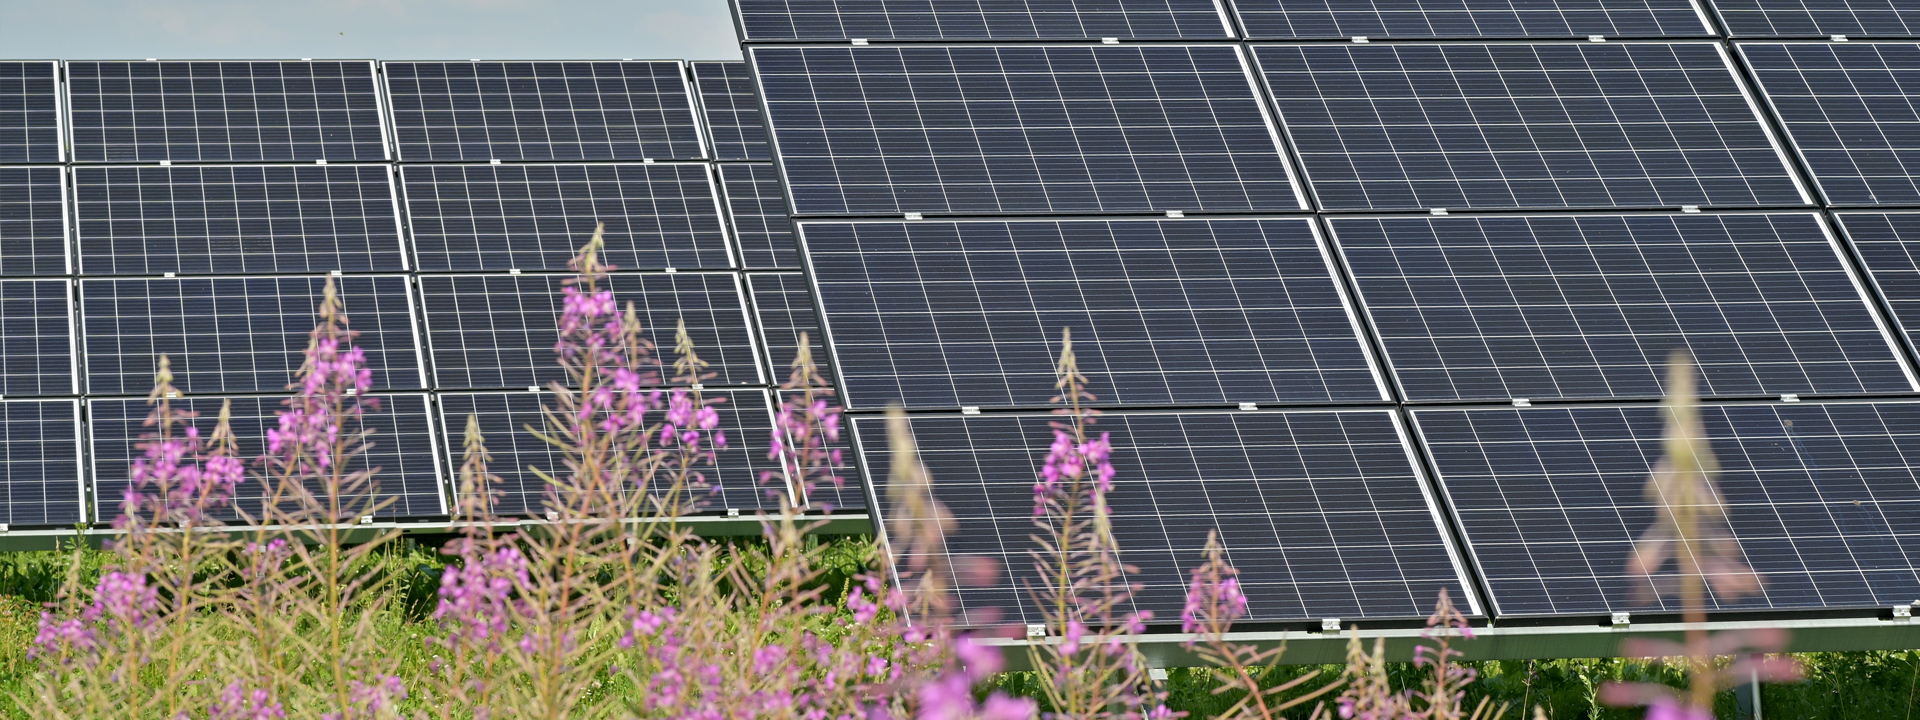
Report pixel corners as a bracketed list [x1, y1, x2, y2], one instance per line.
[209, 681, 287, 720]
[92, 571, 159, 631]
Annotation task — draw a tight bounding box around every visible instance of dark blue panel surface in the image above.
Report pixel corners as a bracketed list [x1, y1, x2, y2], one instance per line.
[1232, 0, 1713, 39]
[74, 165, 404, 276]
[1716, 0, 1920, 38]
[748, 272, 830, 384]
[0, 280, 74, 398]
[1256, 42, 1807, 211]
[0, 62, 60, 163]
[858, 409, 1472, 625]
[1417, 401, 1920, 616]
[438, 389, 787, 516]
[752, 45, 1303, 216]
[0, 400, 82, 527]
[402, 163, 730, 272]
[66, 61, 386, 163]
[803, 218, 1382, 410]
[734, 0, 1232, 41]
[90, 394, 443, 521]
[0, 167, 67, 276]
[692, 61, 770, 161]
[771, 388, 865, 512]
[417, 273, 760, 390]
[80, 275, 422, 395]
[1837, 211, 1920, 352]
[1332, 212, 1914, 401]
[720, 163, 798, 269]
[384, 61, 704, 162]
[1741, 42, 1920, 205]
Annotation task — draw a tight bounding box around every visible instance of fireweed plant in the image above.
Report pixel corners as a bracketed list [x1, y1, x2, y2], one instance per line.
[20, 226, 1583, 719]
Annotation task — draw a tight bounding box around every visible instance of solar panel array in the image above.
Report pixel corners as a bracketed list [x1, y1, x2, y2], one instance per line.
[735, 0, 1920, 626]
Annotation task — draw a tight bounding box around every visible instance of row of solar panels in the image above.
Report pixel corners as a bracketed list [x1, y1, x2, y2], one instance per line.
[731, 0, 1920, 41]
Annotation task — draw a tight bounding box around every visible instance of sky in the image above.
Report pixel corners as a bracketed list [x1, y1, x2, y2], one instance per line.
[0, 0, 743, 61]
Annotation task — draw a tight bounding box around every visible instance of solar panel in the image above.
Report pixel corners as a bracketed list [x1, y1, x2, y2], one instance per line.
[1739, 42, 1920, 206]
[400, 163, 731, 272]
[0, 400, 82, 527]
[1330, 212, 1917, 402]
[1715, 0, 1920, 38]
[777, 390, 867, 512]
[858, 409, 1476, 625]
[383, 61, 705, 162]
[0, 167, 69, 276]
[1254, 42, 1810, 211]
[73, 164, 404, 276]
[417, 272, 762, 391]
[733, 0, 1234, 41]
[801, 218, 1385, 410]
[719, 163, 798, 269]
[1835, 211, 1920, 352]
[79, 275, 423, 396]
[65, 61, 387, 163]
[89, 393, 444, 522]
[1415, 400, 1920, 616]
[0, 280, 75, 398]
[437, 389, 789, 516]
[0, 61, 61, 163]
[750, 45, 1307, 216]
[691, 62, 770, 161]
[1232, 0, 1716, 39]
[747, 272, 831, 386]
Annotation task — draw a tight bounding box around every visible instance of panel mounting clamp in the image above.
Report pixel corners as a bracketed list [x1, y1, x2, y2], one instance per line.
[961, 406, 981, 415]
[1895, 605, 1912, 620]
[1832, 35, 1849, 42]
[904, 212, 923, 220]
[1239, 402, 1258, 411]
[159, 160, 171, 166]
[489, 159, 501, 165]
[1681, 205, 1700, 213]
[1351, 36, 1369, 43]
[1165, 210, 1185, 218]
[852, 38, 869, 45]
[1321, 618, 1342, 632]
[527, 386, 541, 393]
[315, 159, 327, 165]
[163, 272, 176, 278]
[643, 158, 656, 164]
[1611, 612, 1631, 627]
[0, 524, 10, 534]
[1780, 393, 1800, 402]
[1512, 398, 1531, 407]
[1430, 208, 1448, 216]
[1027, 624, 1047, 638]
[1588, 35, 1606, 42]
[727, 508, 740, 517]
[508, 268, 522, 275]
[1148, 668, 1168, 681]
[1102, 37, 1120, 44]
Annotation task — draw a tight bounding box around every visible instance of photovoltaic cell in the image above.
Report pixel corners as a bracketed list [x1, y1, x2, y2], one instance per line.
[0, 62, 60, 163]
[857, 409, 1474, 625]
[720, 163, 798, 269]
[1330, 212, 1916, 401]
[438, 389, 788, 517]
[1254, 42, 1808, 211]
[384, 61, 704, 162]
[691, 62, 770, 161]
[733, 0, 1232, 41]
[0, 167, 68, 276]
[66, 61, 387, 163]
[1416, 401, 1920, 616]
[777, 390, 866, 512]
[751, 45, 1305, 216]
[73, 164, 404, 276]
[80, 275, 423, 395]
[802, 218, 1384, 410]
[401, 163, 731, 272]
[748, 273, 831, 385]
[1231, 0, 1714, 39]
[1715, 0, 1920, 38]
[1740, 42, 1920, 206]
[0, 280, 75, 398]
[417, 273, 761, 390]
[1836, 211, 1920, 352]
[0, 400, 82, 527]
[89, 394, 444, 522]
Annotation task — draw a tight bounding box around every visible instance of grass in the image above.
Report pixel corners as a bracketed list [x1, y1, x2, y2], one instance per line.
[0, 541, 1912, 719]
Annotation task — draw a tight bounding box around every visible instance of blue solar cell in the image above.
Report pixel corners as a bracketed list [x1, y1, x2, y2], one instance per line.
[89, 394, 444, 522]
[752, 44, 1305, 216]
[0, 167, 68, 276]
[1233, 0, 1715, 39]
[1331, 212, 1916, 401]
[0, 280, 75, 398]
[384, 61, 704, 162]
[1417, 401, 1920, 616]
[79, 275, 423, 395]
[0, 400, 82, 527]
[858, 409, 1475, 626]
[1741, 42, 1920, 205]
[748, 272, 830, 384]
[66, 61, 387, 163]
[1836, 211, 1920, 354]
[720, 163, 798, 269]
[417, 273, 761, 391]
[1716, 0, 1920, 38]
[692, 62, 770, 161]
[0, 61, 61, 163]
[401, 163, 731, 272]
[733, 0, 1233, 41]
[802, 217, 1384, 410]
[1255, 42, 1809, 211]
[74, 165, 404, 276]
